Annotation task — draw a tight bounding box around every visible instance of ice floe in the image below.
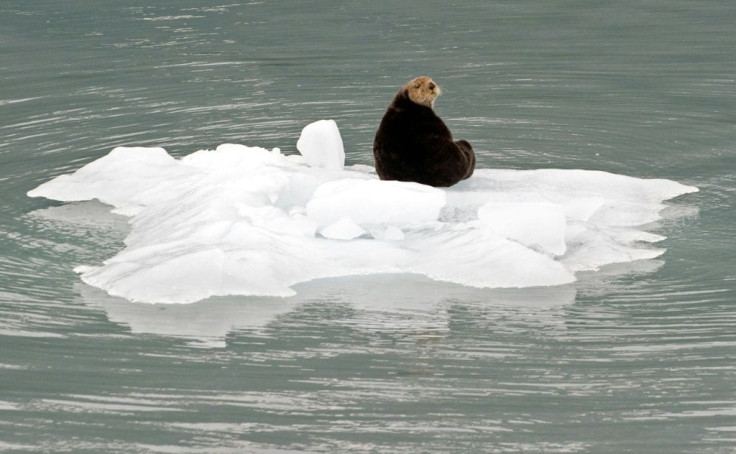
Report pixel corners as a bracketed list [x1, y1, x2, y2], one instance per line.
[28, 120, 698, 304]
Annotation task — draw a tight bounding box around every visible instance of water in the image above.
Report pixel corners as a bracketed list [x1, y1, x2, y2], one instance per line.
[1, 1, 734, 452]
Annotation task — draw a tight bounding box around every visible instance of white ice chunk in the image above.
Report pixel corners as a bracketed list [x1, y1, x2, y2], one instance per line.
[27, 146, 202, 216]
[478, 202, 567, 256]
[562, 197, 606, 222]
[561, 227, 664, 272]
[320, 217, 367, 240]
[448, 168, 697, 227]
[407, 226, 576, 288]
[306, 179, 445, 227]
[296, 119, 345, 170]
[368, 225, 405, 241]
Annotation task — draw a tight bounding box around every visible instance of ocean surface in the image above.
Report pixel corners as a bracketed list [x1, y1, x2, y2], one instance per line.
[1, 1, 735, 452]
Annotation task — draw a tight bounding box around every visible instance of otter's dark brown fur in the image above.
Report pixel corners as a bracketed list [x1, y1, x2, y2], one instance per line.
[373, 76, 475, 187]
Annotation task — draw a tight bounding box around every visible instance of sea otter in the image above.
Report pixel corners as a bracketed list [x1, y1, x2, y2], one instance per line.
[373, 76, 475, 187]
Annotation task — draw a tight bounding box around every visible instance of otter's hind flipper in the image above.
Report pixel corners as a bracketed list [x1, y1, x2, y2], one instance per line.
[455, 140, 476, 180]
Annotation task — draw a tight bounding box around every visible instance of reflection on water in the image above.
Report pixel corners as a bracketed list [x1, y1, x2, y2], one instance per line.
[78, 276, 578, 347]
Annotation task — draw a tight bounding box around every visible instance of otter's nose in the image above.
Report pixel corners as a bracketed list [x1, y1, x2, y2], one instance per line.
[429, 82, 436, 90]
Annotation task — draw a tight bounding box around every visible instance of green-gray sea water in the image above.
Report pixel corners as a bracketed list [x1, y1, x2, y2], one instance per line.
[1, 1, 734, 452]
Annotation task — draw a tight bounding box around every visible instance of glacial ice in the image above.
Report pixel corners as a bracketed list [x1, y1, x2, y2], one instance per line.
[295, 119, 345, 170]
[28, 119, 698, 304]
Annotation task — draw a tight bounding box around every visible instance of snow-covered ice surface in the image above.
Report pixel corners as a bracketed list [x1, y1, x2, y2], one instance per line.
[28, 120, 698, 304]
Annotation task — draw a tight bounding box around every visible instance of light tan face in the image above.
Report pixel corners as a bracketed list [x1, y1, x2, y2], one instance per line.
[405, 76, 441, 108]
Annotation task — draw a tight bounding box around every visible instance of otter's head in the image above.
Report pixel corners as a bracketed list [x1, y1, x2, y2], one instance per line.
[404, 76, 441, 108]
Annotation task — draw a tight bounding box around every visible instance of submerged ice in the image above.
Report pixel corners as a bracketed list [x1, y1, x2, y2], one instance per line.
[28, 120, 698, 304]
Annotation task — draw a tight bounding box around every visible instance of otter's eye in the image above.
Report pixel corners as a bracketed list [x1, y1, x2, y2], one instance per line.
[414, 83, 421, 89]
[428, 82, 435, 90]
